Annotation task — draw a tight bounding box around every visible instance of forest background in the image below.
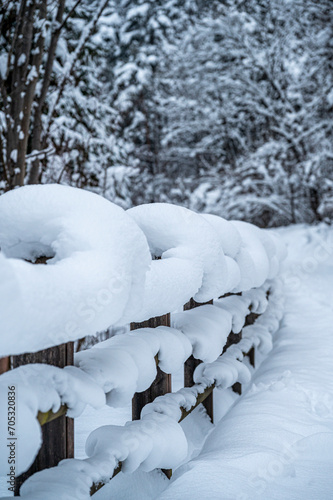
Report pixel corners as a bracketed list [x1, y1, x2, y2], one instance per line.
[1, 0, 332, 227]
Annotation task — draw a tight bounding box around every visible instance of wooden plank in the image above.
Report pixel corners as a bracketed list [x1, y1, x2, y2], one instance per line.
[66, 342, 75, 459]
[0, 356, 10, 374]
[131, 313, 172, 478]
[244, 310, 259, 368]
[130, 314, 171, 421]
[247, 346, 255, 368]
[179, 384, 215, 422]
[219, 297, 261, 394]
[12, 342, 74, 495]
[242, 289, 269, 368]
[222, 308, 260, 393]
[245, 311, 259, 326]
[183, 298, 214, 421]
[223, 329, 243, 395]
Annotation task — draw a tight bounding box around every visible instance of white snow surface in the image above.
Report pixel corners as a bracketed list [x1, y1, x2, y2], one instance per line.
[0, 364, 105, 419]
[75, 325, 193, 409]
[0, 283, 272, 480]
[0, 185, 150, 356]
[155, 224, 333, 500]
[57, 223, 333, 500]
[140, 283, 282, 424]
[231, 221, 270, 291]
[0, 186, 290, 499]
[85, 412, 188, 473]
[201, 213, 242, 258]
[127, 203, 229, 306]
[0, 186, 284, 356]
[172, 305, 233, 363]
[0, 385, 41, 478]
[0, 278, 282, 499]
[0, 364, 106, 478]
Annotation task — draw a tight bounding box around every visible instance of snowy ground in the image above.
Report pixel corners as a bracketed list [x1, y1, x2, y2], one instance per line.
[88, 224, 333, 500]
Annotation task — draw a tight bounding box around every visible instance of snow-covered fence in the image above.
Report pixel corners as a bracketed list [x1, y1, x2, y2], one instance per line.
[183, 298, 215, 418]
[0, 185, 286, 499]
[130, 311, 172, 422]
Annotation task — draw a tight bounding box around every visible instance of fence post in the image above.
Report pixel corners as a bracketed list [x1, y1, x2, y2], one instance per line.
[12, 342, 74, 495]
[0, 356, 10, 375]
[130, 314, 171, 421]
[183, 299, 214, 421]
[222, 329, 243, 395]
[244, 310, 259, 368]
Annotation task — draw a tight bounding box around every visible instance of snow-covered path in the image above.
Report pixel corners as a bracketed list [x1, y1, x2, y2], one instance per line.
[154, 226, 333, 500]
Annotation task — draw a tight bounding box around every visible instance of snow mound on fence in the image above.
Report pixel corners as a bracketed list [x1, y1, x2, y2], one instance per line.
[125, 203, 229, 319]
[0, 385, 41, 477]
[0, 185, 285, 356]
[11, 414, 188, 500]
[0, 185, 150, 356]
[201, 213, 242, 258]
[85, 412, 188, 473]
[0, 364, 106, 477]
[7, 279, 284, 499]
[0, 283, 274, 479]
[172, 305, 233, 363]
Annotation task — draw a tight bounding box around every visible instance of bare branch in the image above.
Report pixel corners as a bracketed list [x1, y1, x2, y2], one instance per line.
[46, 0, 110, 136]
[28, 0, 110, 184]
[55, 0, 83, 34]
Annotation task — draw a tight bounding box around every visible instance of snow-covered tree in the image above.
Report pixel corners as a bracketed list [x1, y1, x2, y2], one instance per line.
[0, 0, 112, 192]
[1, 0, 331, 224]
[104, 0, 203, 204]
[161, 0, 333, 225]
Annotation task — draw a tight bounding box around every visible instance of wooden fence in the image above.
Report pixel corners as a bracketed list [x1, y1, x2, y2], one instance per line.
[2, 287, 270, 497]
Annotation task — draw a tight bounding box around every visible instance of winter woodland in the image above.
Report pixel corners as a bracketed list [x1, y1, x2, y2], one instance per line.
[1, 0, 332, 226]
